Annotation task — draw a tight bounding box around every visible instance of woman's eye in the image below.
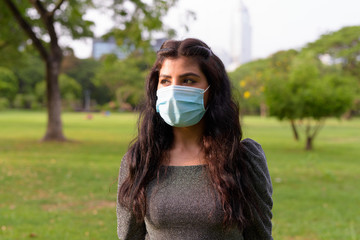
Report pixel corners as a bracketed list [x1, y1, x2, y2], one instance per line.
[183, 79, 195, 84]
[160, 79, 170, 85]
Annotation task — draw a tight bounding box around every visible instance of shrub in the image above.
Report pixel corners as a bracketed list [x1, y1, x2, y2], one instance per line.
[0, 97, 10, 110]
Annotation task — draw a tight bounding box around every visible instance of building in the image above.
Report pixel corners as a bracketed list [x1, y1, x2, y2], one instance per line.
[151, 38, 167, 52]
[91, 37, 128, 60]
[239, 2, 252, 64]
[92, 37, 167, 60]
[227, 0, 252, 71]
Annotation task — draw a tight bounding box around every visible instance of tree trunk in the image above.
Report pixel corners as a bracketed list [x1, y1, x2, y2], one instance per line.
[260, 102, 267, 118]
[305, 136, 313, 151]
[290, 120, 299, 141]
[41, 52, 66, 141]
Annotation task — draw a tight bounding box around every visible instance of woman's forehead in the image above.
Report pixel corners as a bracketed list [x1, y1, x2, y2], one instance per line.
[159, 57, 201, 74]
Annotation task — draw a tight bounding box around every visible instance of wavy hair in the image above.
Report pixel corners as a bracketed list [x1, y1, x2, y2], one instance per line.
[118, 38, 260, 231]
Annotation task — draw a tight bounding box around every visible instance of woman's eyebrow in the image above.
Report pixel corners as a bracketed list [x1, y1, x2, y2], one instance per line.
[179, 72, 201, 78]
[159, 74, 171, 78]
[159, 72, 201, 78]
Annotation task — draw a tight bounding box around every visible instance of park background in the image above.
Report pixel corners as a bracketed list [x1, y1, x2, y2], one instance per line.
[1, 0, 359, 239]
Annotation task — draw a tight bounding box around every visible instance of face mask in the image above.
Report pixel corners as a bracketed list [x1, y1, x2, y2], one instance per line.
[156, 85, 210, 127]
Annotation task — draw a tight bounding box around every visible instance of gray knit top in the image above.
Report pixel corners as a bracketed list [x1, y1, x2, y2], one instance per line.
[117, 138, 273, 240]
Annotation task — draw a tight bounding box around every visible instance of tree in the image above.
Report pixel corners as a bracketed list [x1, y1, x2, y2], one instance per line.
[265, 51, 356, 150]
[0, 67, 18, 104]
[116, 85, 144, 110]
[13, 51, 45, 95]
[229, 58, 270, 116]
[1, 0, 178, 141]
[306, 26, 360, 116]
[93, 52, 152, 110]
[266, 49, 300, 140]
[61, 51, 103, 110]
[0, 1, 26, 68]
[36, 73, 99, 107]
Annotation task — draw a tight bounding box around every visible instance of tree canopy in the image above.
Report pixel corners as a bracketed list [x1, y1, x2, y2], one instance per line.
[229, 58, 270, 115]
[0, 67, 18, 103]
[306, 26, 360, 116]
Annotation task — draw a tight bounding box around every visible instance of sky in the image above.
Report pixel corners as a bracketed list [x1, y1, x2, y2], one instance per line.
[69, 0, 360, 60]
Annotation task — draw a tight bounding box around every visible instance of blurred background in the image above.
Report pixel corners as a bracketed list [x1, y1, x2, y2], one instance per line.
[0, 0, 359, 239]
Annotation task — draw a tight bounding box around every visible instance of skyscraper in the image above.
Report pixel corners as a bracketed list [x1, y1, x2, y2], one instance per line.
[92, 37, 127, 60]
[228, 0, 252, 70]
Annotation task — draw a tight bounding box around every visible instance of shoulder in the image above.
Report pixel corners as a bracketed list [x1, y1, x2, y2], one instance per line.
[241, 138, 266, 161]
[240, 138, 272, 194]
[118, 153, 131, 182]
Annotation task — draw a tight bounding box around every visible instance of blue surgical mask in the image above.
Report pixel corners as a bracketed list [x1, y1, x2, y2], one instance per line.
[156, 85, 210, 127]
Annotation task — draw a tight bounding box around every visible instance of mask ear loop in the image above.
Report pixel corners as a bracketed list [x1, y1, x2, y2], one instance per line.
[203, 85, 210, 111]
[204, 85, 210, 93]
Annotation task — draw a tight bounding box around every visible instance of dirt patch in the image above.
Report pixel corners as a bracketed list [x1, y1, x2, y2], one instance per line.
[41, 198, 115, 213]
[84, 200, 116, 211]
[285, 236, 319, 240]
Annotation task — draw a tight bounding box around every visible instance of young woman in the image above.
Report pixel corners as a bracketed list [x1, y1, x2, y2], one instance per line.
[117, 38, 273, 239]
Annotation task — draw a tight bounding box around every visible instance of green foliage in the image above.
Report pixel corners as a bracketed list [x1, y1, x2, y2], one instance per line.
[35, 74, 81, 107]
[306, 26, 360, 65]
[61, 55, 100, 90]
[266, 52, 355, 120]
[0, 67, 18, 102]
[306, 25, 360, 115]
[229, 58, 270, 115]
[116, 85, 144, 110]
[56, 0, 95, 39]
[35, 81, 46, 104]
[13, 52, 45, 94]
[13, 93, 39, 109]
[93, 53, 152, 109]
[0, 0, 95, 50]
[0, 1, 27, 67]
[229, 50, 299, 116]
[264, 77, 295, 120]
[91, 85, 112, 106]
[0, 46, 45, 107]
[0, 97, 10, 110]
[61, 54, 111, 108]
[59, 74, 82, 110]
[265, 51, 356, 150]
[0, 0, 178, 57]
[59, 74, 82, 100]
[109, 0, 178, 52]
[309, 74, 356, 118]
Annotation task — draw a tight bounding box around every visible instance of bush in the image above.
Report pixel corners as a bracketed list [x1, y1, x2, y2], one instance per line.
[116, 86, 144, 111]
[0, 97, 10, 110]
[0, 67, 18, 102]
[13, 94, 41, 109]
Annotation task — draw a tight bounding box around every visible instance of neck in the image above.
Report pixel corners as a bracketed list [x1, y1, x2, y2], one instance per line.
[172, 120, 204, 149]
[166, 120, 206, 166]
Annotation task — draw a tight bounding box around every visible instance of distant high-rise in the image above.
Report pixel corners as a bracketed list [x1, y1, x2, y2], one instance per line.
[240, 2, 252, 64]
[92, 37, 127, 60]
[92, 37, 167, 60]
[228, 0, 252, 70]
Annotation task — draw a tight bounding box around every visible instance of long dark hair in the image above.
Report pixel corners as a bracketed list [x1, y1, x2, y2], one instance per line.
[118, 38, 259, 231]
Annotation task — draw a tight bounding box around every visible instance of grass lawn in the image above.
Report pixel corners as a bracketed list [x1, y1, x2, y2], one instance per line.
[0, 110, 359, 240]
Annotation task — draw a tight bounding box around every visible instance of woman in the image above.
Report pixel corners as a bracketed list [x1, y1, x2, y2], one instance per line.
[117, 38, 273, 239]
